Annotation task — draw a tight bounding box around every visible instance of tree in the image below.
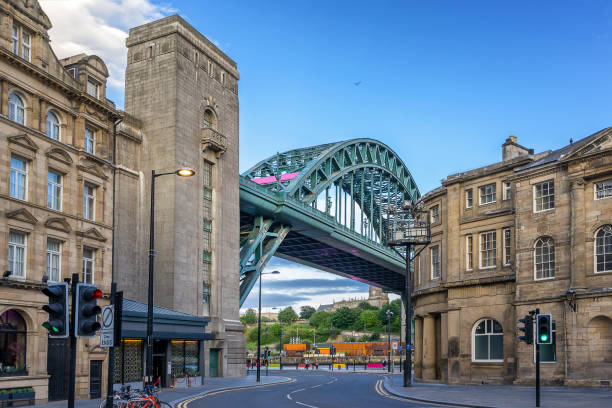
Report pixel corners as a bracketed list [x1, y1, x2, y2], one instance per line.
[278, 306, 298, 324]
[379, 299, 402, 327]
[240, 308, 257, 325]
[332, 307, 360, 329]
[358, 301, 378, 311]
[309, 311, 332, 329]
[299, 306, 316, 320]
[358, 309, 380, 330]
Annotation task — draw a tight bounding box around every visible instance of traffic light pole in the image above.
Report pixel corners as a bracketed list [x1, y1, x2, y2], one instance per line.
[68, 273, 79, 408]
[404, 243, 412, 387]
[105, 283, 117, 408]
[535, 307, 540, 408]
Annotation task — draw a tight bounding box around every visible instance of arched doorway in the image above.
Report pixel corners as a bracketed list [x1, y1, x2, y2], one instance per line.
[0, 309, 27, 375]
[587, 315, 612, 378]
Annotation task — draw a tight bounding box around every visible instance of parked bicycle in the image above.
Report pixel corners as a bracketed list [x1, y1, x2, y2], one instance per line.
[99, 384, 171, 408]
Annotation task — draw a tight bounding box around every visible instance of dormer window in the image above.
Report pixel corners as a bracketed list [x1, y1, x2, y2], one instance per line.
[67, 67, 78, 80]
[11, 25, 31, 62]
[87, 78, 99, 98]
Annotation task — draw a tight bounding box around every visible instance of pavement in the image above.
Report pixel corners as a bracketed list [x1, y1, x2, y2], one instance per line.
[25, 375, 292, 408]
[383, 374, 612, 408]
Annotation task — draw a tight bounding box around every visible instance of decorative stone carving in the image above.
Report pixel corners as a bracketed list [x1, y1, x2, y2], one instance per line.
[76, 227, 107, 242]
[7, 134, 39, 152]
[45, 217, 71, 233]
[6, 208, 38, 224]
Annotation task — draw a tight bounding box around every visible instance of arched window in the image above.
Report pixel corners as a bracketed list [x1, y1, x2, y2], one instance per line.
[0, 310, 27, 375]
[201, 108, 217, 130]
[534, 237, 555, 280]
[8, 92, 25, 125]
[472, 318, 503, 362]
[46, 111, 60, 140]
[595, 225, 612, 273]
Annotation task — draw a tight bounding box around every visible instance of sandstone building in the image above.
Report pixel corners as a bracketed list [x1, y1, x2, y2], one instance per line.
[317, 285, 389, 312]
[413, 133, 612, 387]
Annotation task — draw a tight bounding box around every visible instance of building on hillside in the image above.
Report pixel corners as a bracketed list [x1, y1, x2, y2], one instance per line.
[412, 133, 612, 387]
[317, 285, 389, 312]
[0, 0, 119, 402]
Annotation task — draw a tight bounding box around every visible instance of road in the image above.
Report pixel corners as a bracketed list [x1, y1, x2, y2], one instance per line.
[177, 371, 449, 408]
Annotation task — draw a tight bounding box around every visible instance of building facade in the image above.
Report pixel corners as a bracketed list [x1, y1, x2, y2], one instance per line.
[0, 0, 119, 402]
[413, 133, 612, 387]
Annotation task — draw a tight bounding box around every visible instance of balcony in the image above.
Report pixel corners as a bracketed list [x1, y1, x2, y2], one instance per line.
[201, 128, 227, 156]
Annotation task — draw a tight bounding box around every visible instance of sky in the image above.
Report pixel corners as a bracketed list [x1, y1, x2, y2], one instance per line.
[40, 0, 612, 312]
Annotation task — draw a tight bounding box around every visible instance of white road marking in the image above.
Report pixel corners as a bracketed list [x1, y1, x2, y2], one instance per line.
[295, 402, 319, 408]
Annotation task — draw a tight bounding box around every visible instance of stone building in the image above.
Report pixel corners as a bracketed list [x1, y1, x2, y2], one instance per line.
[317, 285, 389, 312]
[0, 0, 119, 402]
[412, 133, 612, 387]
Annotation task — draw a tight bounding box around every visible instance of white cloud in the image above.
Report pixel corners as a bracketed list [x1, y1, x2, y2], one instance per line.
[40, 0, 176, 94]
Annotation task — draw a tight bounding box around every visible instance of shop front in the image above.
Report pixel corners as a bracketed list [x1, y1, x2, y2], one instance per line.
[113, 299, 214, 389]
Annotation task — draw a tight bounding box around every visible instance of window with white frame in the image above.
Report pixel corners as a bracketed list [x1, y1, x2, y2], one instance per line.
[84, 127, 95, 154]
[431, 205, 439, 223]
[46, 239, 61, 282]
[479, 183, 496, 205]
[67, 67, 78, 79]
[10, 156, 27, 200]
[480, 231, 497, 268]
[535, 322, 556, 362]
[472, 318, 503, 362]
[7, 231, 26, 278]
[534, 237, 555, 279]
[534, 180, 555, 212]
[431, 245, 440, 279]
[8, 92, 25, 125]
[86, 79, 99, 98]
[47, 170, 62, 211]
[84, 183, 96, 221]
[595, 225, 612, 273]
[595, 179, 612, 200]
[466, 235, 473, 271]
[46, 111, 60, 140]
[466, 189, 473, 208]
[503, 182, 511, 200]
[21, 30, 30, 62]
[82, 248, 94, 283]
[11, 25, 18, 54]
[503, 228, 511, 266]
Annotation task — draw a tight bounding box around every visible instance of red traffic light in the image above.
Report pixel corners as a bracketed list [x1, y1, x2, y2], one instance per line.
[84, 288, 103, 300]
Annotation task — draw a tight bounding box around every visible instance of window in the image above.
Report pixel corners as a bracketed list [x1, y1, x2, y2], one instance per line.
[67, 66, 78, 79]
[202, 160, 213, 268]
[534, 180, 555, 212]
[47, 170, 62, 211]
[11, 25, 18, 54]
[595, 225, 612, 273]
[503, 228, 511, 266]
[503, 182, 511, 200]
[170, 340, 200, 377]
[536, 322, 556, 363]
[595, 179, 612, 200]
[466, 189, 473, 208]
[472, 318, 503, 362]
[21, 30, 30, 62]
[10, 156, 27, 200]
[8, 92, 25, 125]
[431, 205, 439, 223]
[431, 245, 440, 279]
[479, 183, 496, 205]
[7, 231, 26, 278]
[84, 183, 96, 221]
[87, 79, 99, 98]
[535, 237, 555, 279]
[84, 127, 95, 154]
[46, 239, 61, 282]
[46, 111, 60, 140]
[0, 310, 27, 375]
[82, 248, 94, 283]
[480, 231, 496, 268]
[466, 235, 473, 271]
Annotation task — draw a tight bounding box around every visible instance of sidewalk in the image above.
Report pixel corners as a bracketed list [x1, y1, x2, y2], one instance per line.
[26, 375, 291, 408]
[383, 375, 612, 408]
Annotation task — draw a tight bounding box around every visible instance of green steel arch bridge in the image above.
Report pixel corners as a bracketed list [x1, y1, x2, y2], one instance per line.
[239, 139, 420, 306]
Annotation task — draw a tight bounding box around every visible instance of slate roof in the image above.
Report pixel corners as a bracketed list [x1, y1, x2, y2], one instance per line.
[123, 298, 208, 321]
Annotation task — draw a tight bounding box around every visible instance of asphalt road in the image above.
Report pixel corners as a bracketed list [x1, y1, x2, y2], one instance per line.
[177, 372, 448, 408]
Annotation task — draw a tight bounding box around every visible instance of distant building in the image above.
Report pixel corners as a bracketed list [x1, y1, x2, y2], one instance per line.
[318, 285, 388, 312]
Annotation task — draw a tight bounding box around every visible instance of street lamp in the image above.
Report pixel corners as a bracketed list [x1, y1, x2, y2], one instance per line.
[386, 309, 394, 373]
[145, 166, 195, 386]
[256, 270, 280, 382]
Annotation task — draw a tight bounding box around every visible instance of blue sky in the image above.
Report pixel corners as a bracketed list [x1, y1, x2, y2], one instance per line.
[43, 0, 612, 311]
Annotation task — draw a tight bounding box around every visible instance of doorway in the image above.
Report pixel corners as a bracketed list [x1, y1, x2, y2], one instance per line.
[153, 340, 167, 387]
[89, 360, 103, 399]
[209, 349, 220, 377]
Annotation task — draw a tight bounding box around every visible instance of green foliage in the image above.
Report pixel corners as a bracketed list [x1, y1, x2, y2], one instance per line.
[360, 334, 370, 342]
[278, 306, 299, 324]
[358, 301, 379, 311]
[332, 307, 360, 329]
[309, 311, 332, 330]
[369, 332, 381, 341]
[240, 308, 258, 325]
[299, 305, 316, 320]
[358, 309, 380, 330]
[379, 299, 402, 329]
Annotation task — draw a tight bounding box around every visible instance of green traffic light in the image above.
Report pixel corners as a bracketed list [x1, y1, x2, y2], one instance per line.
[42, 322, 60, 333]
[540, 334, 548, 342]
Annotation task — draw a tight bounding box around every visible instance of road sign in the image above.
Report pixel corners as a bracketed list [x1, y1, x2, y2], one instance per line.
[100, 305, 114, 347]
[392, 341, 398, 351]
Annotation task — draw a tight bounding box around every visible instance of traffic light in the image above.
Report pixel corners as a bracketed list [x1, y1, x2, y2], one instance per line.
[331, 345, 336, 355]
[75, 283, 102, 337]
[42, 283, 69, 338]
[536, 314, 552, 345]
[518, 314, 533, 345]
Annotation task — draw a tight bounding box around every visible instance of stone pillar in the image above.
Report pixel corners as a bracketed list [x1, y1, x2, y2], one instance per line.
[569, 178, 586, 289]
[1, 79, 8, 116]
[423, 314, 436, 380]
[414, 316, 423, 379]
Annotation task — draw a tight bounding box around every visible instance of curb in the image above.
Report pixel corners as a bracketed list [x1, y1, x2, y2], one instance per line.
[382, 378, 496, 408]
[168, 377, 294, 407]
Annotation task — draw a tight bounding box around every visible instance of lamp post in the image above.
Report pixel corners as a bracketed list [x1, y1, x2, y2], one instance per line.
[256, 270, 280, 382]
[145, 166, 195, 386]
[386, 309, 394, 373]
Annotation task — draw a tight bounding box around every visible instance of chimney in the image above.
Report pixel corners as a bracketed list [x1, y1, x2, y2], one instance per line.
[502, 135, 531, 161]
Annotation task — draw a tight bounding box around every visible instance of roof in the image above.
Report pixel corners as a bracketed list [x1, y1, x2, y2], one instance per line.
[122, 298, 210, 323]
